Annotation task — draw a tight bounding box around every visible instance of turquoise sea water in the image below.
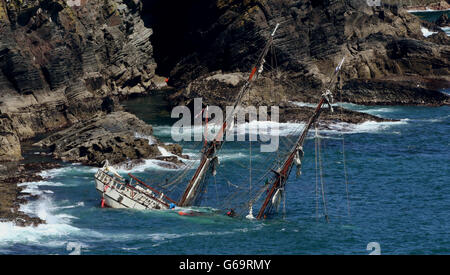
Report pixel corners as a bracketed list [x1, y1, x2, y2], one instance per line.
[0, 89, 448, 255]
[410, 10, 450, 36]
[410, 10, 450, 23]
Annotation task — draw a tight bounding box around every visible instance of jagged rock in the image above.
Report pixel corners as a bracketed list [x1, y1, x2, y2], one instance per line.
[169, 72, 289, 110]
[0, 115, 22, 161]
[341, 77, 450, 105]
[436, 13, 449, 27]
[33, 111, 182, 167]
[279, 105, 393, 124]
[169, 71, 394, 124]
[0, 161, 62, 227]
[161, 143, 183, 156]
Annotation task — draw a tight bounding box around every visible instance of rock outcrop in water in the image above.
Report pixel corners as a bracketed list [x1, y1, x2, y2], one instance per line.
[0, 161, 61, 226]
[436, 13, 449, 27]
[407, 0, 450, 11]
[34, 111, 184, 167]
[169, 71, 394, 124]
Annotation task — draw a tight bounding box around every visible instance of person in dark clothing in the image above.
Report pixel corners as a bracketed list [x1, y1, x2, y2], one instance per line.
[226, 209, 236, 217]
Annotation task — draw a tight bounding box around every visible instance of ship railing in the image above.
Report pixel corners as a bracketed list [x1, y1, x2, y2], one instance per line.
[96, 169, 171, 208]
[128, 173, 177, 205]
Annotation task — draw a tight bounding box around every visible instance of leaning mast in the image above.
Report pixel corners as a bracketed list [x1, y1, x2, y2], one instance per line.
[178, 24, 280, 207]
[255, 57, 345, 219]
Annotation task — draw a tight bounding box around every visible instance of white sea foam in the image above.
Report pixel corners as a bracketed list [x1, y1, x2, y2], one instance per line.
[290, 101, 317, 108]
[0, 221, 82, 247]
[154, 121, 304, 140]
[0, 195, 82, 249]
[321, 119, 409, 135]
[251, 119, 408, 136]
[0, 181, 99, 251]
[157, 145, 172, 156]
[18, 181, 64, 188]
[135, 132, 157, 145]
[442, 27, 450, 36]
[55, 202, 85, 210]
[144, 224, 264, 243]
[292, 101, 400, 116]
[421, 26, 437, 37]
[39, 166, 97, 179]
[407, 8, 450, 13]
[17, 181, 63, 196]
[154, 116, 407, 146]
[112, 158, 194, 174]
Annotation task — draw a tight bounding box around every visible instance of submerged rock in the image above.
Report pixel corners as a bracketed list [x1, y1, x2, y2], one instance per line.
[278, 105, 394, 124]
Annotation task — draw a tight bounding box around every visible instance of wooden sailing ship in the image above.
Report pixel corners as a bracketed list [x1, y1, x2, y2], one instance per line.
[95, 23, 348, 220]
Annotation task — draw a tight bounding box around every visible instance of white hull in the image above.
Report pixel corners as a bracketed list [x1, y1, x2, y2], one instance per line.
[94, 166, 172, 210]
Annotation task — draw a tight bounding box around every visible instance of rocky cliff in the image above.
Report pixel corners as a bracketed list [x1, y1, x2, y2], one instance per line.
[1, 0, 449, 161]
[144, 0, 449, 107]
[0, 0, 166, 161]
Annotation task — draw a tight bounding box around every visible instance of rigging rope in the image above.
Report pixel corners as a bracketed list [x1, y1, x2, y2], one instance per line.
[314, 125, 320, 222]
[317, 125, 330, 223]
[338, 75, 351, 218]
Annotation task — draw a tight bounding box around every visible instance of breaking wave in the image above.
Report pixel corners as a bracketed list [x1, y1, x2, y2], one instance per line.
[39, 166, 97, 179]
[0, 186, 89, 251]
[291, 101, 400, 116]
[152, 118, 407, 148]
[442, 27, 450, 36]
[421, 26, 437, 37]
[321, 119, 409, 134]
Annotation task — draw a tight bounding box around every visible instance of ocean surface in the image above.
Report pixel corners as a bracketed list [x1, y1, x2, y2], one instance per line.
[410, 9, 450, 36]
[1, 88, 448, 255]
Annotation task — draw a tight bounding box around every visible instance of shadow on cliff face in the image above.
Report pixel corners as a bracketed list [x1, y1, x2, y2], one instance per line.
[138, 0, 367, 88]
[140, 0, 281, 86]
[141, 0, 222, 77]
